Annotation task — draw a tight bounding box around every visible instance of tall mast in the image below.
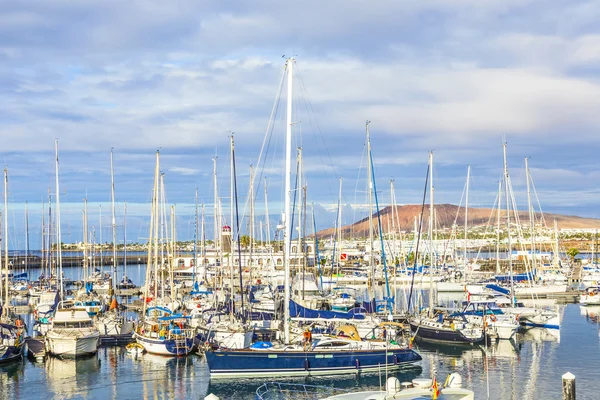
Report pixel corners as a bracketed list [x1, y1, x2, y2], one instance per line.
[502, 143, 515, 305]
[337, 177, 343, 270]
[525, 157, 537, 274]
[229, 134, 235, 316]
[496, 180, 502, 274]
[194, 188, 199, 283]
[142, 151, 160, 316]
[3, 168, 8, 316]
[84, 198, 89, 283]
[98, 204, 104, 273]
[249, 165, 255, 285]
[40, 199, 45, 284]
[55, 140, 64, 300]
[212, 157, 219, 264]
[124, 202, 127, 281]
[110, 148, 117, 294]
[390, 180, 397, 264]
[464, 165, 470, 282]
[428, 151, 434, 315]
[201, 204, 206, 283]
[283, 57, 294, 345]
[25, 202, 29, 274]
[366, 121, 374, 297]
[264, 177, 271, 248]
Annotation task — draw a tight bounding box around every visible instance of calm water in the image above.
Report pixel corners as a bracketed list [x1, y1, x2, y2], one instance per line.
[1, 303, 598, 399]
[5, 263, 600, 400]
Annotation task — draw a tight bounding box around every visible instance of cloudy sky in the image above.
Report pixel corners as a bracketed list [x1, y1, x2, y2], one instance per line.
[2, 0, 600, 249]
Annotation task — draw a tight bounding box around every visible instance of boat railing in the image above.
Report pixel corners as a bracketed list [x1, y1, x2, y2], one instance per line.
[255, 382, 348, 400]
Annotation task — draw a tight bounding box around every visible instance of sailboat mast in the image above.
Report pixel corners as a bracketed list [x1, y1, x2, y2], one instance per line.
[54, 140, 64, 300]
[110, 148, 117, 293]
[25, 202, 29, 274]
[525, 157, 537, 273]
[212, 157, 219, 267]
[99, 204, 103, 273]
[84, 198, 89, 283]
[249, 165, 255, 285]
[40, 199, 45, 284]
[3, 168, 8, 314]
[502, 143, 515, 304]
[194, 188, 199, 283]
[283, 57, 294, 345]
[124, 202, 127, 281]
[464, 165, 470, 282]
[366, 121, 375, 297]
[428, 151, 434, 314]
[201, 204, 206, 283]
[337, 177, 343, 270]
[229, 135, 235, 316]
[496, 180, 502, 274]
[264, 178, 270, 248]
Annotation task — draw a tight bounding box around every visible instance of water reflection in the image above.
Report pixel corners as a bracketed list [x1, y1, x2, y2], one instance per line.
[206, 365, 423, 400]
[45, 356, 101, 399]
[580, 305, 600, 324]
[519, 327, 560, 343]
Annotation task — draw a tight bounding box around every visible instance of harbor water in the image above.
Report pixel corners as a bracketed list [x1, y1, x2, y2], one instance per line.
[4, 265, 600, 399]
[3, 303, 600, 399]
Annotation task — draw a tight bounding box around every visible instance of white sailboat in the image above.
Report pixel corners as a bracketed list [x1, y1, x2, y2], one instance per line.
[94, 149, 134, 336]
[45, 141, 100, 357]
[134, 151, 195, 356]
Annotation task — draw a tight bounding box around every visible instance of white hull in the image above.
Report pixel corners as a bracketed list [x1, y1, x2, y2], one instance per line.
[513, 284, 567, 295]
[579, 295, 600, 306]
[133, 332, 194, 356]
[436, 282, 467, 292]
[95, 318, 135, 336]
[46, 333, 99, 357]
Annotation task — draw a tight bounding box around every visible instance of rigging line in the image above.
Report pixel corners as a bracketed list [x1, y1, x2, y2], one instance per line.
[352, 140, 368, 238]
[472, 181, 501, 264]
[294, 64, 339, 197]
[406, 162, 430, 314]
[254, 64, 287, 194]
[232, 141, 245, 322]
[289, 155, 301, 255]
[441, 170, 468, 263]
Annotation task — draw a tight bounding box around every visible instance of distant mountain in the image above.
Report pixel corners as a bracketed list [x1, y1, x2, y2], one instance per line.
[316, 204, 600, 238]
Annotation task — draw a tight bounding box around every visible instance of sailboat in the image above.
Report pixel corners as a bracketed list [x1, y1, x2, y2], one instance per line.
[44, 140, 100, 357]
[134, 151, 195, 356]
[0, 167, 26, 364]
[94, 149, 134, 336]
[205, 58, 421, 378]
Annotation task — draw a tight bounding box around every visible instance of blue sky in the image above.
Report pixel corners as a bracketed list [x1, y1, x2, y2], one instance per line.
[2, 0, 600, 249]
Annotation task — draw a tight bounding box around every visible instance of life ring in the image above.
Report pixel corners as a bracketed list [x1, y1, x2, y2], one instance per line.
[490, 315, 497, 322]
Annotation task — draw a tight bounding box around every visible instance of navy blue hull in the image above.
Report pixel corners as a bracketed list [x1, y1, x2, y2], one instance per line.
[410, 322, 485, 345]
[0, 344, 24, 364]
[206, 347, 422, 378]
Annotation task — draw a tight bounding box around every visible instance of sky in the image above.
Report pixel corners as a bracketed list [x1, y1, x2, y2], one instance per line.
[2, 0, 600, 249]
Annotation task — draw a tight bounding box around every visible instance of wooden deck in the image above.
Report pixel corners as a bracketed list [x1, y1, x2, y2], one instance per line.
[24, 337, 46, 362]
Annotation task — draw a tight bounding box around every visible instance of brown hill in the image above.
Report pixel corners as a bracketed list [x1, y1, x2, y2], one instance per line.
[317, 204, 600, 238]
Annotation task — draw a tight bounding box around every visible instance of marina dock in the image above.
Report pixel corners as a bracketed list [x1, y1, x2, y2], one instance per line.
[25, 337, 46, 362]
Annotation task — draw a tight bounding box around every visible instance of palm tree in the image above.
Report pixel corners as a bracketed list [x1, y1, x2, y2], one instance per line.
[567, 248, 580, 263]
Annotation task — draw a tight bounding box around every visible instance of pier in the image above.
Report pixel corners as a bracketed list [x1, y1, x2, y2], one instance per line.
[8, 255, 149, 270]
[24, 337, 46, 362]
